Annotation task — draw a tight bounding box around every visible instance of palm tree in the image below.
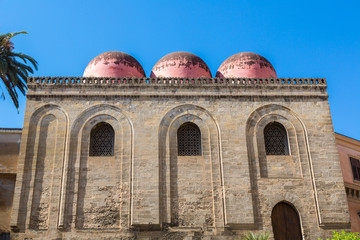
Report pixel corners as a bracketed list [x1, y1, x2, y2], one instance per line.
[243, 232, 270, 240]
[0, 31, 38, 111]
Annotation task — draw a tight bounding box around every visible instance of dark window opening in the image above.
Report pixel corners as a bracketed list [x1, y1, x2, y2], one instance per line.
[350, 157, 360, 181]
[89, 122, 114, 156]
[264, 122, 289, 155]
[177, 122, 201, 156]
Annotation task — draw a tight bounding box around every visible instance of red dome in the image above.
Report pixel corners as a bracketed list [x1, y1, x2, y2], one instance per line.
[150, 51, 212, 78]
[216, 52, 277, 78]
[83, 51, 145, 78]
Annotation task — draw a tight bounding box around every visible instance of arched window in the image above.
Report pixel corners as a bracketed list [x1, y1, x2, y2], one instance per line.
[264, 122, 289, 155]
[89, 122, 114, 156]
[177, 122, 201, 156]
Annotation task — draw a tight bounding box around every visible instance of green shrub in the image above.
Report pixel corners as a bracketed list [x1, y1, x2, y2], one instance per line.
[243, 232, 270, 240]
[318, 231, 360, 240]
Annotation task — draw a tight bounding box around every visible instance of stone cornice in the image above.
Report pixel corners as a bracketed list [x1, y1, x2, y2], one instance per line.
[28, 76, 327, 88]
[27, 77, 328, 100]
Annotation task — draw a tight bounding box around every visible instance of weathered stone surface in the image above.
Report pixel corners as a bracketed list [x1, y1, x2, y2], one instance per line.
[9, 77, 349, 239]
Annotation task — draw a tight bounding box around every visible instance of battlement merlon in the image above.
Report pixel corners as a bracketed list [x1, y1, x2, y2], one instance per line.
[26, 77, 328, 99]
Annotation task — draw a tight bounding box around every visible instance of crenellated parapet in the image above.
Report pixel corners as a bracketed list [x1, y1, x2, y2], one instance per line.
[27, 77, 328, 101]
[28, 76, 326, 87]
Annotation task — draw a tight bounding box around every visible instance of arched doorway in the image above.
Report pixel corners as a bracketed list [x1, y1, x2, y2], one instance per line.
[271, 202, 302, 240]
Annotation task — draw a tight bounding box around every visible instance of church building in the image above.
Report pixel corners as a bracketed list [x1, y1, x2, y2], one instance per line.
[8, 51, 350, 239]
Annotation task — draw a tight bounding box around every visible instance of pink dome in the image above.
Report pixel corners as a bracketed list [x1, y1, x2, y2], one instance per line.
[151, 52, 212, 78]
[83, 51, 145, 78]
[216, 52, 277, 78]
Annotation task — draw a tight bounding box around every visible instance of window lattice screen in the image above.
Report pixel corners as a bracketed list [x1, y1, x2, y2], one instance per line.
[264, 122, 289, 155]
[89, 123, 114, 156]
[177, 123, 201, 156]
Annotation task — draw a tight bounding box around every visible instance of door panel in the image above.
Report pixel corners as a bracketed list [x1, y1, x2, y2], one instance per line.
[271, 202, 302, 240]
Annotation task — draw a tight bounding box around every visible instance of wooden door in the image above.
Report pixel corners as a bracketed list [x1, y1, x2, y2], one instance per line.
[271, 202, 302, 240]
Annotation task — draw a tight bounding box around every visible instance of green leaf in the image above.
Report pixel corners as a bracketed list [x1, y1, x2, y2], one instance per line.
[243, 232, 270, 240]
[0, 31, 38, 111]
[318, 231, 360, 240]
[0, 59, 8, 73]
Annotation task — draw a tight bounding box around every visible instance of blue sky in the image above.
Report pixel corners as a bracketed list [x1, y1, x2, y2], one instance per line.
[1, 0, 359, 140]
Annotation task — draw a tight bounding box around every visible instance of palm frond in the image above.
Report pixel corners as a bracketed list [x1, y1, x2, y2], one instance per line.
[8, 58, 33, 73]
[7, 31, 28, 38]
[8, 52, 38, 70]
[243, 232, 270, 240]
[0, 59, 8, 73]
[0, 31, 38, 110]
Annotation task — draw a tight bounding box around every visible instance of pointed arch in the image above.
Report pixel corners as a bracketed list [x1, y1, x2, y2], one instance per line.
[58, 104, 133, 230]
[158, 104, 225, 228]
[271, 201, 302, 240]
[11, 104, 68, 231]
[245, 104, 321, 227]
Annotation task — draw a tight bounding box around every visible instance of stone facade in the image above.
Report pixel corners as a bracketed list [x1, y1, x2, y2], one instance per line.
[8, 77, 350, 239]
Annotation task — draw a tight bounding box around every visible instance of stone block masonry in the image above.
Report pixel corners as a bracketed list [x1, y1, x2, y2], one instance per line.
[9, 77, 350, 239]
